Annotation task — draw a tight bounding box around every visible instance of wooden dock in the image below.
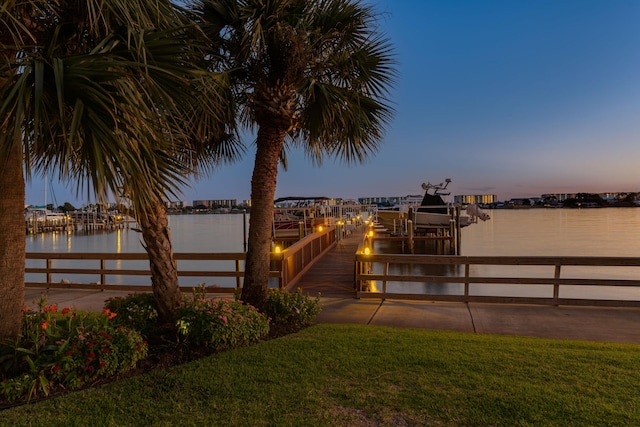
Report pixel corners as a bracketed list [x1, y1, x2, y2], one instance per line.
[293, 228, 363, 298]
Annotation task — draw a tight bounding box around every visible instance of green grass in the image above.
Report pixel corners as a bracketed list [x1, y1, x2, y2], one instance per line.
[2, 324, 639, 426]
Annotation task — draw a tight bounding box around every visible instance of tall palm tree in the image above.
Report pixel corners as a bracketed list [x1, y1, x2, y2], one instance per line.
[195, 0, 396, 310]
[0, 0, 237, 337]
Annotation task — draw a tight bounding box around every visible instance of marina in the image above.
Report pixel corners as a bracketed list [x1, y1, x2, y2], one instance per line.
[25, 208, 134, 234]
[23, 206, 640, 306]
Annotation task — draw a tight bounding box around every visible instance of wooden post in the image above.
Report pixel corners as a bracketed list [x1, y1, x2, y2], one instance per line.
[100, 259, 106, 289]
[408, 220, 414, 254]
[553, 264, 561, 305]
[46, 258, 52, 287]
[236, 259, 242, 290]
[464, 263, 470, 301]
[455, 205, 462, 255]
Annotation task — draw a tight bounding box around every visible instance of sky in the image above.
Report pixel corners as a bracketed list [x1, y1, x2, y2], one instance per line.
[25, 0, 640, 207]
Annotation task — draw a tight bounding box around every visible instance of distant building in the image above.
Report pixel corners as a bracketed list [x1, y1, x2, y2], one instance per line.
[166, 200, 188, 209]
[541, 193, 575, 202]
[454, 194, 496, 205]
[358, 196, 402, 206]
[192, 199, 238, 208]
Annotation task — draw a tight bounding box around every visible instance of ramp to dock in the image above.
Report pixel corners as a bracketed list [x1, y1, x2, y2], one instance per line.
[294, 230, 362, 298]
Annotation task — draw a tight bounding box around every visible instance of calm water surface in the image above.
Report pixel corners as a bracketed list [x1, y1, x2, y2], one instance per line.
[26, 214, 248, 288]
[377, 208, 640, 299]
[26, 209, 640, 298]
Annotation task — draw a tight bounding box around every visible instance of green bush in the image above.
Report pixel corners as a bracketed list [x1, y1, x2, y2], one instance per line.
[176, 290, 269, 352]
[0, 301, 147, 402]
[104, 293, 157, 336]
[264, 288, 322, 329]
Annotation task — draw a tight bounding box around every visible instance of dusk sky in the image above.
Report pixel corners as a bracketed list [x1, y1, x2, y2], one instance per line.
[26, 0, 640, 207]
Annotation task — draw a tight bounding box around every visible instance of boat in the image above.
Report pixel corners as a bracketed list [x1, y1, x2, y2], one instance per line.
[24, 207, 69, 224]
[272, 197, 334, 239]
[376, 179, 490, 232]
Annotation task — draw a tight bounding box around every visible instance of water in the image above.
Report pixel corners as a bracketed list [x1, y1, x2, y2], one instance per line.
[26, 214, 248, 288]
[26, 214, 248, 254]
[26, 209, 640, 299]
[370, 208, 640, 300]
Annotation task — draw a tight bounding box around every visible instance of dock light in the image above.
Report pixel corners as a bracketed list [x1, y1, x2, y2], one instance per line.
[274, 245, 281, 254]
[317, 225, 323, 232]
[364, 247, 371, 255]
[368, 229, 374, 238]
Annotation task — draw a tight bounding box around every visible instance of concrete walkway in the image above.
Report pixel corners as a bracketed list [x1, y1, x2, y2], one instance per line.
[24, 288, 640, 344]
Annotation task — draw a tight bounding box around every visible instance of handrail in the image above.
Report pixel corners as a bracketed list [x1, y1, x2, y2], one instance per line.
[25, 227, 339, 294]
[26, 252, 275, 294]
[273, 225, 337, 289]
[354, 253, 640, 306]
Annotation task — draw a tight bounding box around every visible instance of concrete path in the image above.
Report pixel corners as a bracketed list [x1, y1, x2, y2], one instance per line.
[24, 288, 640, 344]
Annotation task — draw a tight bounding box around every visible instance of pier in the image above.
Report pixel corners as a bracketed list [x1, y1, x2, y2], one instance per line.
[23, 222, 640, 344]
[25, 212, 134, 234]
[25, 221, 640, 309]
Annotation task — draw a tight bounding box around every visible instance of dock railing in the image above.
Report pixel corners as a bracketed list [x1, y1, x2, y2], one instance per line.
[25, 225, 337, 294]
[272, 225, 337, 290]
[355, 249, 640, 307]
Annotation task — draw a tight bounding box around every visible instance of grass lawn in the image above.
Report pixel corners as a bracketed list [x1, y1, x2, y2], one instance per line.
[2, 324, 639, 426]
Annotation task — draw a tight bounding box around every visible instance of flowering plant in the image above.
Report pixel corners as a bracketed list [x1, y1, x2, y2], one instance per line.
[264, 288, 322, 329]
[104, 293, 158, 337]
[176, 288, 269, 352]
[0, 296, 147, 402]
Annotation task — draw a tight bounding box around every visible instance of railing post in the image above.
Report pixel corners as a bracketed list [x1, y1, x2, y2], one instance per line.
[100, 259, 106, 289]
[236, 259, 242, 290]
[464, 262, 470, 301]
[383, 262, 389, 299]
[553, 264, 561, 305]
[46, 258, 52, 288]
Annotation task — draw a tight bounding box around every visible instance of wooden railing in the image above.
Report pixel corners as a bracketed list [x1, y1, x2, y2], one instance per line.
[25, 226, 337, 293]
[355, 251, 640, 307]
[273, 225, 337, 290]
[26, 252, 254, 293]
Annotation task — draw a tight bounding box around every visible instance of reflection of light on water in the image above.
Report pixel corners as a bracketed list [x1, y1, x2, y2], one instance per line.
[116, 229, 122, 254]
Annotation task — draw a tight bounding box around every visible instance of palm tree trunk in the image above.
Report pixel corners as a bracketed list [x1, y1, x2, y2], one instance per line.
[241, 124, 287, 311]
[138, 199, 182, 324]
[0, 136, 26, 339]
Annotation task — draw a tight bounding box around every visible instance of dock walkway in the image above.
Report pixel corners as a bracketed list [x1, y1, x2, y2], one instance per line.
[23, 226, 640, 344]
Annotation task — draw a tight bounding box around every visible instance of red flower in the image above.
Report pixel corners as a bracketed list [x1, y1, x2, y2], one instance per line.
[41, 321, 50, 331]
[62, 307, 71, 316]
[102, 308, 117, 320]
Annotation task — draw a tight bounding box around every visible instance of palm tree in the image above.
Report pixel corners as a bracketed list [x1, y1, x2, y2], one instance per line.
[195, 0, 396, 310]
[0, 0, 237, 337]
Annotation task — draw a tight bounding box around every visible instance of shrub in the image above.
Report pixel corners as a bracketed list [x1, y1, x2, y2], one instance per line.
[0, 300, 147, 402]
[176, 288, 269, 352]
[264, 288, 322, 329]
[104, 293, 158, 336]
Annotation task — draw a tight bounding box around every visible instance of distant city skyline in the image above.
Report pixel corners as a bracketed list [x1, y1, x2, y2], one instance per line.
[26, 0, 640, 207]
